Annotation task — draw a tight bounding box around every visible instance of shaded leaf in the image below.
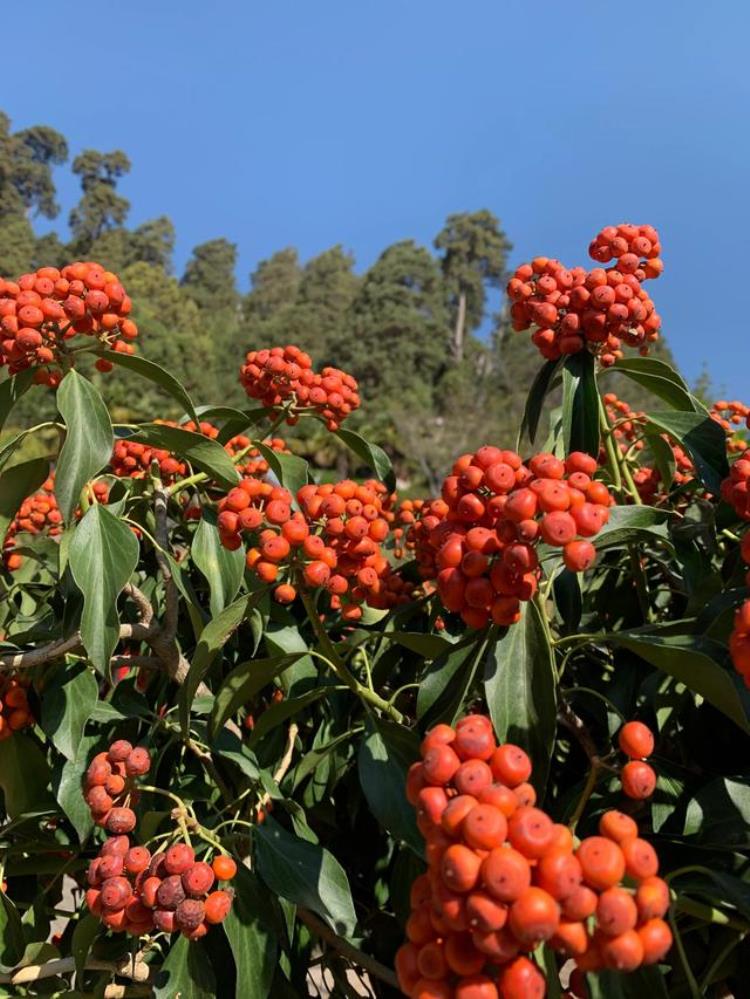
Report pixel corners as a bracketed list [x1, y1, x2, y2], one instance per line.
[0, 891, 25, 972]
[53, 734, 100, 842]
[0, 369, 34, 434]
[562, 352, 599, 456]
[40, 663, 98, 760]
[153, 936, 216, 998]
[612, 631, 750, 733]
[223, 865, 278, 998]
[594, 504, 673, 551]
[358, 719, 422, 855]
[520, 358, 562, 446]
[208, 652, 305, 739]
[0, 734, 53, 819]
[256, 443, 308, 497]
[255, 816, 357, 936]
[417, 636, 484, 725]
[645, 409, 728, 494]
[611, 357, 697, 412]
[179, 596, 251, 733]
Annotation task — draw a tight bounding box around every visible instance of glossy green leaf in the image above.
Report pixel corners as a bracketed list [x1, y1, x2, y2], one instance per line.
[127, 423, 239, 489]
[153, 936, 216, 998]
[333, 427, 395, 490]
[255, 816, 357, 936]
[55, 370, 113, 522]
[256, 443, 308, 497]
[179, 596, 251, 733]
[191, 509, 244, 617]
[645, 409, 728, 494]
[223, 865, 278, 998]
[610, 357, 697, 412]
[0, 457, 50, 543]
[561, 351, 599, 456]
[0, 369, 34, 434]
[40, 662, 98, 760]
[208, 652, 305, 739]
[484, 601, 558, 788]
[682, 777, 750, 845]
[586, 967, 669, 999]
[69, 504, 139, 674]
[612, 631, 750, 733]
[519, 358, 562, 446]
[358, 719, 422, 855]
[71, 912, 99, 985]
[93, 348, 199, 423]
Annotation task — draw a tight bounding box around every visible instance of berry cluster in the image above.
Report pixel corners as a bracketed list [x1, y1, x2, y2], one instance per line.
[0, 675, 33, 741]
[710, 401, 749, 455]
[218, 478, 397, 618]
[508, 224, 663, 366]
[3, 476, 109, 572]
[239, 345, 360, 430]
[397, 715, 672, 999]
[86, 837, 236, 939]
[84, 739, 152, 834]
[617, 722, 657, 800]
[110, 420, 218, 481]
[225, 435, 290, 476]
[410, 449, 613, 629]
[0, 263, 137, 384]
[721, 457, 750, 520]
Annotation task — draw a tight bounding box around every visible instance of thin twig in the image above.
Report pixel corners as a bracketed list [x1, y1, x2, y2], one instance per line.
[297, 908, 398, 989]
[257, 722, 299, 811]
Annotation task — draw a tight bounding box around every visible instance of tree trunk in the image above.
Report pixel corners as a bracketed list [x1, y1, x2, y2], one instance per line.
[453, 290, 466, 363]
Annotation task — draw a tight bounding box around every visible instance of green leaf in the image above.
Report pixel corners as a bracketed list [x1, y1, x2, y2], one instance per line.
[520, 358, 562, 446]
[255, 817, 357, 936]
[0, 457, 50, 542]
[223, 865, 278, 998]
[153, 936, 216, 998]
[553, 568, 582, 635]
[586, 967, 669, 999]
[611, 631, 750, 733]
[594, 504, 673, 551]
[484, 601, 557, 788]
[55, 370, 113, 523]
[178, 596, 250, 734]
[40, 663, 98, 761]
[417, 636, 484, 725]
[126, 423, 239, 489]
[682, 777, 750, 846]
[93, 348, 199, 424]
[0, 369, 34, 434]
[0, 733, 53, 819]
[645, 409, 729, 494]
[610, 357, 698, 412]
[0, 891, 25, 972]
[562, 352, 599, 456]
[255, 443, 308, 497]
[53, 734, 100, 842]
[247, 687, 331, 747]
[71, 913, 99, 986]
[382, 631, 456, 660]
[643, 429, 676, 492]
[212, 727, 260, 781]
[672, 868, 750, 918]
[191, 509, 244, 617]
[68, 505, 139, 674]
[358, 719, 422, 855]
[208, 653, 305, 739]
[333, 427, 395, 491]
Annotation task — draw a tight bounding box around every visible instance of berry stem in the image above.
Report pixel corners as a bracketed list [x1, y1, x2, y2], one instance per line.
[300, 590, 404, 723]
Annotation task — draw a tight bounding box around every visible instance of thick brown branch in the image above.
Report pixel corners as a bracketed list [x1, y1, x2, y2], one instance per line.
[0, 622, 151, 672]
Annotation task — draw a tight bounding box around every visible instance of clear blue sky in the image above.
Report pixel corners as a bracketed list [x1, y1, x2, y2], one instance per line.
[3, 1, 748, 397]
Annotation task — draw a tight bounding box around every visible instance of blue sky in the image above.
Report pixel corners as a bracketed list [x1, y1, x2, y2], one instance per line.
[3, 1, 748, 397]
